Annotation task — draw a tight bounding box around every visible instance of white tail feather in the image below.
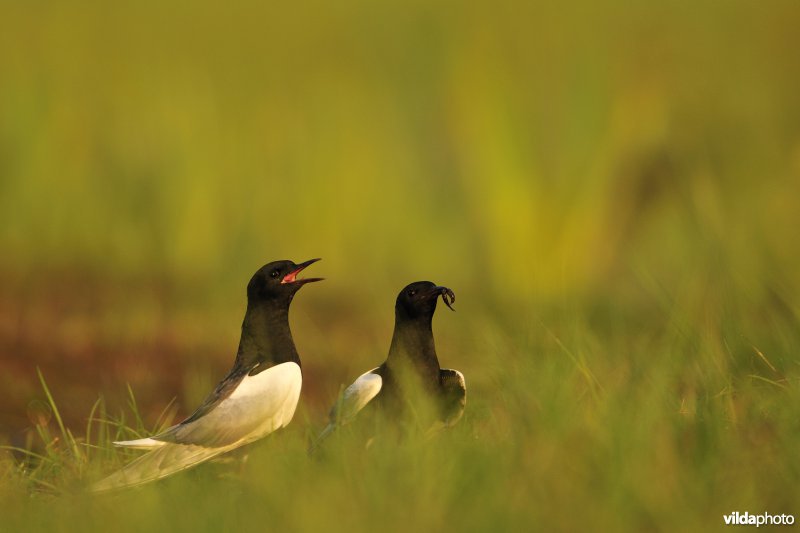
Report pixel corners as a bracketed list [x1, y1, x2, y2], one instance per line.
[91, 443, 232, 492]
[113, 437, 167, 450]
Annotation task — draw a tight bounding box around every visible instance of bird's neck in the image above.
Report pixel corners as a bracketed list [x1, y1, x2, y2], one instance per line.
[387, 317, 441, 382]
[235, 302, 299, 370]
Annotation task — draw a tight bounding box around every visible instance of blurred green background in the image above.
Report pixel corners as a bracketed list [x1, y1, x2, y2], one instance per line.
[1, 0, 799, 530]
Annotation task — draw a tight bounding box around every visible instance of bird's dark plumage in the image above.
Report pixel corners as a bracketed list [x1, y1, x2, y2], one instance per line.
[92, 258, 322, 491]
[313, 281, 465, 450]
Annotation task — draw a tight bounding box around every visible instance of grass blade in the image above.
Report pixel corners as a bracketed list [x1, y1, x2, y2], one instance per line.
[36, 367, 81, 459]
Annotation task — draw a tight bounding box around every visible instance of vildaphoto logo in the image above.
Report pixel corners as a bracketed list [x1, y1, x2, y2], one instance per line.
[723, 512, 795, 527]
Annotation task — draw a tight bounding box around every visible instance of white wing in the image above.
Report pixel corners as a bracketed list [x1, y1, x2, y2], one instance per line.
[167, 361, 301, 446]
[311, 368, 382, 450]
[439, 369, 466, 427]
[92, 362, 302, 491]
[330, 368, 382, 425]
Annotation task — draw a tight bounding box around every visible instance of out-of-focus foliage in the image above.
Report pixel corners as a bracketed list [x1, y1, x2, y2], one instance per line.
[1, 0, 797, 300]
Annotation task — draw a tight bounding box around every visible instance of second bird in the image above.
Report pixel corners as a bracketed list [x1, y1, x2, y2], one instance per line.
[314, 281, 466, 448]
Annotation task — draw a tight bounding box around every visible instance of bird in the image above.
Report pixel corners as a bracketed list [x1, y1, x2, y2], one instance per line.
[312, 281, 465, 450]
[92, 258, 323, 491]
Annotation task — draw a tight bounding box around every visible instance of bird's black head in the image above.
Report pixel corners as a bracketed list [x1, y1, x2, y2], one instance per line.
[246, 258, 323, 307]
[395, 281, 456, 322]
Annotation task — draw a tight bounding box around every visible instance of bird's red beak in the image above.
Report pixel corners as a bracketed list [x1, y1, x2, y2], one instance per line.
[281, 258, 324, 285]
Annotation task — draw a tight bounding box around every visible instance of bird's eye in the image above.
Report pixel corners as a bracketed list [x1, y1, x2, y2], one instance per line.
[408, 290, 417, 297]
[270, 270, 280, 278]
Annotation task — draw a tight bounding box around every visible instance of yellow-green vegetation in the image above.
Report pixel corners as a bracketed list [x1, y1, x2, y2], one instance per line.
[1, 0, 799, 531]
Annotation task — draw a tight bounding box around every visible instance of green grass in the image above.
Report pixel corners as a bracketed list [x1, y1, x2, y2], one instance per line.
[2, 297, 798, 531]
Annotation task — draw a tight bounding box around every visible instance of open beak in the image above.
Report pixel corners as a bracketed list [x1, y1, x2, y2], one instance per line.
[429, 285, 456, 311]
[281, 258, 324, 285]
